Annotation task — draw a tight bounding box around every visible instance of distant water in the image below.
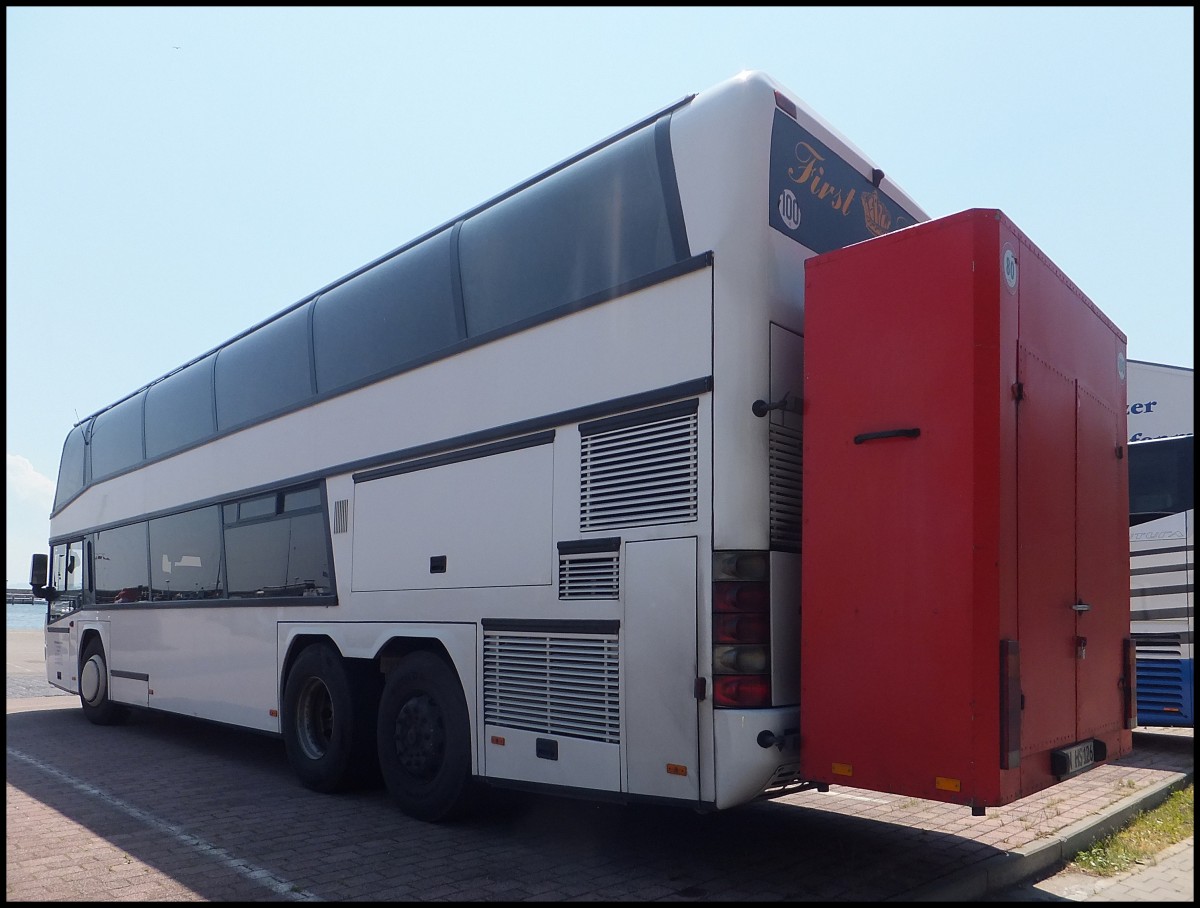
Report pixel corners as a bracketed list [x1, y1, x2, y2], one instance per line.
[7, 601, 46, 630]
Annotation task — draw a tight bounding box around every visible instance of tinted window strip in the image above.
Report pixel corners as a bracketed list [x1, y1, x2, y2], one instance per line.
[449, 220, 467, 338]
[464, 253, 710, 344]
[51, 252, 713, 518]
[656, 115, 690, 262]
[66, 94, 700, 434]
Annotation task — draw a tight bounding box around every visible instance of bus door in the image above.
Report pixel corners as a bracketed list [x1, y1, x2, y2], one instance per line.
[45, 540, 85, 690]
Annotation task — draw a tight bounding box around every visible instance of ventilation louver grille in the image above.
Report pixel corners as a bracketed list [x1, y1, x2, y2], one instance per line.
[483, 632, 620, 743]
[1132, 632, 1185, 658]
[769, 422, 802, 551]
[580, 405, 698, 530]
[1135, 657, 1187, 713]
[333, 499, 349, 534]
[559, 551, 620, 599]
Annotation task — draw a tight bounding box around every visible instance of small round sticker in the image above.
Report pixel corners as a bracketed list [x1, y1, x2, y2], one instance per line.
[1001, 245, 1018, 294]
[1117, 351, 1127, 382]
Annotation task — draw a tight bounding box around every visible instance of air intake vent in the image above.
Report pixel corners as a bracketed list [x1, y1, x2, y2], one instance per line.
[1132, 632, 1184, 658]
[769, 422, 802, 551]
[580, 400, 698, 531]
[1135, 657, 1187, 713]
[333, 499, 349, 534]
[559, 538, 620, 599]
[483, 630, 620, 744]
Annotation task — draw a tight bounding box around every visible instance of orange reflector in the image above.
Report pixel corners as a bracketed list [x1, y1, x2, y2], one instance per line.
[490, 735, 506, 746]
[666, 763, 688, 776]
[832, 762, 853, 776]
[935, 776, 962, 792]
[269, 708, 279, 717]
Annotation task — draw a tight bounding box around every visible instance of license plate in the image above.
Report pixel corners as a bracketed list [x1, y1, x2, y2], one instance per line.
[1051, 739, 1096, 779]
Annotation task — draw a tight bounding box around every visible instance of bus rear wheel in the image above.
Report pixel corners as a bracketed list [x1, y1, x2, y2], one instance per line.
[376, 651, 475, 822]
[79, 637, 128, 726]
[282, 643, 376, 793]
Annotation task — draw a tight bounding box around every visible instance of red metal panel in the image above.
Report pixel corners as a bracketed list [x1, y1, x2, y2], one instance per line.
[801, 211, 994, 807]
[800, 209, 1131, 810]
[1075, 390, 1132, 739]
[1005, 214, 1133, 796]
[1013, 347, 1080, 796]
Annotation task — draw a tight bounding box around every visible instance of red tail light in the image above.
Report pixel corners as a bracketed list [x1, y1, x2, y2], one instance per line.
[713, 675, 771, 708]
[713, 611, 769, 644]
[713, 581, 770, 612]
[712, 551, 771, 708]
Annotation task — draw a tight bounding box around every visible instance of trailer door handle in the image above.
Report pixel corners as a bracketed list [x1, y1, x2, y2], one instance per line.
[853, 427, 921, 444]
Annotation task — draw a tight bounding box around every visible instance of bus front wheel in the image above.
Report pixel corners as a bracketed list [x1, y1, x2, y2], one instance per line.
[282, 643, 373, 793]
[376, 651, 475, 822]
[79, 637, 128, 726]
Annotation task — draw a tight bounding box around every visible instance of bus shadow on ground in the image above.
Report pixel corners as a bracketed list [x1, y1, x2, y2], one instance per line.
[5, 705, 1025, 902]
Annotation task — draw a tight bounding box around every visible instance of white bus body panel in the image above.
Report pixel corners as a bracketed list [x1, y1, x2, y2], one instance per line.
[352, 443, 554, 592]
[45, 623, 76, 692]
[110, 607, 283, 728]
[623, 537, 701, 801]
[712, 706, 802, 809]
[483, 727, 622, 793]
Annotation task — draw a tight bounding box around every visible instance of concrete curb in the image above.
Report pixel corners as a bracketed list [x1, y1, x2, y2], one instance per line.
[903, 772, 1195, 901]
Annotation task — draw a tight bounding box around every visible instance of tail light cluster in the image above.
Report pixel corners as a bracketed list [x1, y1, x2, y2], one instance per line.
[712, 551, 771, 708]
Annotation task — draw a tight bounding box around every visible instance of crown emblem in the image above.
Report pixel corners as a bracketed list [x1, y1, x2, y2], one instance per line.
[860, 190, 892, 237]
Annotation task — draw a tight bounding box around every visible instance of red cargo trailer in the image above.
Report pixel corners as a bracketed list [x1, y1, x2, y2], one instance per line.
[800, 208, 1135, 814]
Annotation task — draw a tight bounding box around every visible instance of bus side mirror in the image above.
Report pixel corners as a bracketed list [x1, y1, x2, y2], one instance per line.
[29, 553, 58, 602]
[30, 553, 48, 588]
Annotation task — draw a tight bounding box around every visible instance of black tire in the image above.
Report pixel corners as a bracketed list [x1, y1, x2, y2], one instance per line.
[376, 651, 475, 822]
[78, 637, 128, 726]
[282, 643, 375, 793]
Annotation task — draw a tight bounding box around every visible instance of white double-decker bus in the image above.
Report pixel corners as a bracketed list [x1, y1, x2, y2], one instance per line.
[31, 68, 972, 825]
[34, 71, 927, 821]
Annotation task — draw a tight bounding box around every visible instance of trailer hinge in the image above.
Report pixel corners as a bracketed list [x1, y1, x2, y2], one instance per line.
[1011, 382, 1024, 401]
[693, 677, 707, 701]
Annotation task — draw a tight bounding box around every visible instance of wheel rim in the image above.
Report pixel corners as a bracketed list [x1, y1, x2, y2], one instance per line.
[80, 654, 104, 705]
[296, 676, 334, 760]
[392, 693, 445, 780]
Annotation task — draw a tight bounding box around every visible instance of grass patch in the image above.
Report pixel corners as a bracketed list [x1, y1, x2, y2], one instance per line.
[1069, 783, 1193, 876]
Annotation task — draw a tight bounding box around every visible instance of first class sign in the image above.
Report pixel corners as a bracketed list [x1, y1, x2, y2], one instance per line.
[768, 108, 920, 254]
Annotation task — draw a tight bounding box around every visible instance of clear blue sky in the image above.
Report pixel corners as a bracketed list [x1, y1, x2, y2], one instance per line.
[6, 6, 1194, 586]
